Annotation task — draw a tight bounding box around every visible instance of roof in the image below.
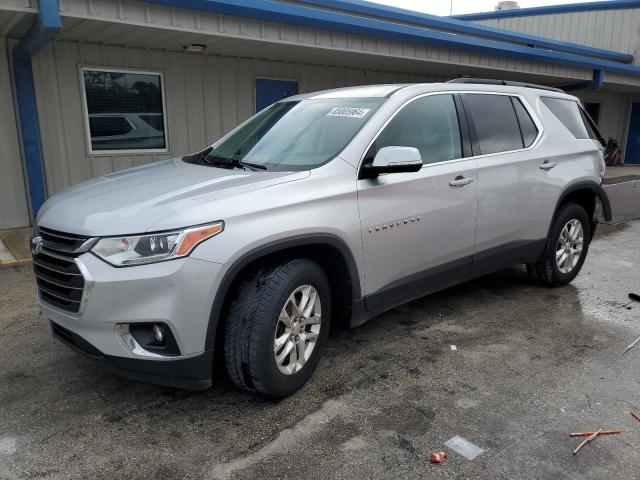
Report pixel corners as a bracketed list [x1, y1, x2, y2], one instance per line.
[287, 82, 577, 101]
[452, 0, 640, 21]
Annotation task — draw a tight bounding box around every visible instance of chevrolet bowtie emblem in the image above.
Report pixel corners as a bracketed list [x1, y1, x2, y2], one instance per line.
[31, 236, 43, 256]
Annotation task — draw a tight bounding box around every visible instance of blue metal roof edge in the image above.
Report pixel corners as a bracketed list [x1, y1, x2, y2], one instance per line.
[296, 0, 632, 63]
[147, 0, 640, 77]
[14, 0, 62, 214]
[452, 0, 640, 21]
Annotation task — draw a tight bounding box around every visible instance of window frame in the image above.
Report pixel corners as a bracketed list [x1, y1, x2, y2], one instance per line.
[358, 90, 543, 175]
[79, 66, 170, 156]
[359, 92, 468, 174]
[461, 91, 544, 158]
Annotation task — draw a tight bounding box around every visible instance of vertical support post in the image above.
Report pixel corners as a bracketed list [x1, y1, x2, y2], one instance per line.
[12, 0, 61, 215]
[592, 69, 604, 89]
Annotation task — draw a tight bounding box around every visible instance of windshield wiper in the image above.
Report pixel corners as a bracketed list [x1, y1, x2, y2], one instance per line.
[206, 155, 267, 171]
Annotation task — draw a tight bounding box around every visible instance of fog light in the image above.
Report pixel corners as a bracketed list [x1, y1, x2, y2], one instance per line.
[153, 324, 165, 345]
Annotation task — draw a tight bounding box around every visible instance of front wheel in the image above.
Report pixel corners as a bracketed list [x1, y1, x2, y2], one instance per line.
[526, 202, 591, 287]
[223, 258, 331, 397]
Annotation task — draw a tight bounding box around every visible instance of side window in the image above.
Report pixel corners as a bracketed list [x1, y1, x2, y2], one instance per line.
[373, 94, 461, 165]
[464, 94, 523, 155]
[512, 98, 539, 148]
[541, 97, 589, 139]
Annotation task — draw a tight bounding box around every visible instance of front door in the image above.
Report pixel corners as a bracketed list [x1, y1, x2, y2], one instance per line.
[255, 78, 299, 112]
[356, 94, 478, 311]
[625, 102, 640, 164]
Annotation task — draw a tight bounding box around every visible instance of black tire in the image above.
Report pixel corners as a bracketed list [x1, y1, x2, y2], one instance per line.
[223, 258, 331, 397]
[527, 202, 591, 287]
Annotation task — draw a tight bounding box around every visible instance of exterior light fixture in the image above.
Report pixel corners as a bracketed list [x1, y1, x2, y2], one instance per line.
[183, 43, 206, 54]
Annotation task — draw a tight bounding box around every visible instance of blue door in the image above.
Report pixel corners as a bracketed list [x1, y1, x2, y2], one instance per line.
[625, 102, 640, 164]
[255, 78, 298, 112]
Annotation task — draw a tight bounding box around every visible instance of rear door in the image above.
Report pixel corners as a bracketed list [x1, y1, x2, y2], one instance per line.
[461, 92, 546, 275]
[356, 93, 479, 311]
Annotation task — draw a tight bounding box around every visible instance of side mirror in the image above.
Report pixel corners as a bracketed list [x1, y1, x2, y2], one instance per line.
[362, 146, 423, 178]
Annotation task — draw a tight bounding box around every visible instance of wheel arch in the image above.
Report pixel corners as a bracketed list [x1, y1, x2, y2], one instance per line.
[203, 234, 362, 352]
[551, 181, 612, 231]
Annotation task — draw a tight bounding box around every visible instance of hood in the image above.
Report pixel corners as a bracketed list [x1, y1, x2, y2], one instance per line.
[37, 158, 309, 236]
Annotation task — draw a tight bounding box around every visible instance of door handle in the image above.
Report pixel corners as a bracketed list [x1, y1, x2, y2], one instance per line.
[449, 176, 474, 187]
[540, 160, 557, 170]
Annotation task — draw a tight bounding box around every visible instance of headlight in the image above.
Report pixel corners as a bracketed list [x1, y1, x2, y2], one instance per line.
[91, 222, 223, 267]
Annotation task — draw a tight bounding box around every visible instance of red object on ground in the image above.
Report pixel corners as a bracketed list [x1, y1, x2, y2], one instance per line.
[630, 411, 640, 423]
[572, 430, 602, 455]
[430, 452, 448, 463]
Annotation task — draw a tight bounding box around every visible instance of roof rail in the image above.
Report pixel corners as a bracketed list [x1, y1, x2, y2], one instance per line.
[446, 78, 565, 93]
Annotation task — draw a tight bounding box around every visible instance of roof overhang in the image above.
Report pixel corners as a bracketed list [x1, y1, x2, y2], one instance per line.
[142, 0, 640, 78]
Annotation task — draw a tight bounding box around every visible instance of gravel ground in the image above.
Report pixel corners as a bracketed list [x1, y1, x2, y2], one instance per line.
[1, 222, 639, 480]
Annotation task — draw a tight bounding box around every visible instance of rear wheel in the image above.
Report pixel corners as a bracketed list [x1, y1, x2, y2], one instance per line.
[526, 203, 591, 287]
[223, 258, 330, 397]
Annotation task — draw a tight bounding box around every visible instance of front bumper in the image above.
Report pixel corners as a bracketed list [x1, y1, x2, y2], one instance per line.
[51, 321, 213, 390]
[39, 252, 223, 388]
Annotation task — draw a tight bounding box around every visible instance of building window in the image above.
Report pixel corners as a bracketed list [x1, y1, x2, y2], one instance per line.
[81, 68, 168, 153]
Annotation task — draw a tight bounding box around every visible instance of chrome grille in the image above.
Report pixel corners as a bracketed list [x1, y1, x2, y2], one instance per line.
[33, 227, 95, 313]
[38, 227, 94, 255]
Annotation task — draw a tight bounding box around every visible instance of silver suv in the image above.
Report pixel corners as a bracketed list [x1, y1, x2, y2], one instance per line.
[32, 80, 612, 397]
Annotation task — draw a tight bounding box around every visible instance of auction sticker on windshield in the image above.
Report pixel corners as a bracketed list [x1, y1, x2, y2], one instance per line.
[326, 107, 371, 118]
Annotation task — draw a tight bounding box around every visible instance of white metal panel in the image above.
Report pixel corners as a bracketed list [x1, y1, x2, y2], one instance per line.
[0, 37, 30, 228]
[477, 9, 640, 67]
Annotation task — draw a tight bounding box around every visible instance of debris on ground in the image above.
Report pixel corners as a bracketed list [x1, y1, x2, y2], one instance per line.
[573, 429, 602, 455]
[450, 345, 457, 351]
[630, 411, 640, 423]
[444, 436, 484, 460]
[629, 293, 640, 302]
[622, 334, 640, 355]
[570, 429, 620, 437]
[430, 451, 448, 463]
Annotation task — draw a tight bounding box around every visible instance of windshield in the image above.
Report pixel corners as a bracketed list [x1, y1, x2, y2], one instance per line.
[202, 98, 385, 171]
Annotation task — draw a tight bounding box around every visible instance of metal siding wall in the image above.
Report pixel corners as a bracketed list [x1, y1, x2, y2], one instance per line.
[54, 0, 593, 82]
[477, 9, 640, 67]
[0, 37, 30, 228]
[31, 40, 434, 195]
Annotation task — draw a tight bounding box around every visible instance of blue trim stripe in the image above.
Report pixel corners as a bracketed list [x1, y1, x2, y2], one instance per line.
[296, 0, 632, 63]
[148, 0, 640, 76]
[13, 0, 61, 215]
[453, 0, 640, 21]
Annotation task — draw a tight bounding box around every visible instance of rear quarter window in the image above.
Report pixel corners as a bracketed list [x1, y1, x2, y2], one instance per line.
[541, 97, 590, 139]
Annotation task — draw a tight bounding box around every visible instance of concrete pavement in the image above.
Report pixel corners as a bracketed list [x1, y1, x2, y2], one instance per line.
[0, 222, 639, 479]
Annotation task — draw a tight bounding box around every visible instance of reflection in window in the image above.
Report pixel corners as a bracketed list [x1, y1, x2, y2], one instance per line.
[464, 94, 523, 155]
[373, 94, 461, 165]
[82, 69, 167, 152]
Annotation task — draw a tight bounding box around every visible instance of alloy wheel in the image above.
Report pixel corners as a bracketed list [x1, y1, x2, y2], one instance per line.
[556, 219, 584, 274]
[273, 285, 322, 375]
